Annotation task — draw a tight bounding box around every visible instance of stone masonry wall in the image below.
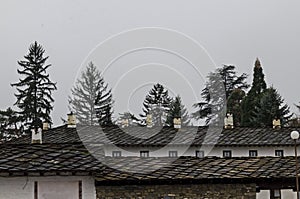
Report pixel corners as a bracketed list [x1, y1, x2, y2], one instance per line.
[96, 183, 256, 199]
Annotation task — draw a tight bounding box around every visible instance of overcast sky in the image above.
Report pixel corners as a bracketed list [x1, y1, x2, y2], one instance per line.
[1, 0, 300, 125]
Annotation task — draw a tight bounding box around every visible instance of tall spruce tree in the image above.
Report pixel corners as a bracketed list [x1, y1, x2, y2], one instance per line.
[11, 41, 57, 127]
[69, 62, 108, 125]
[241, 58, 267, 127]
[0, 107, 23, 141]
[140, 83, 172, 126]
[252, 87, 292, 127]
[94, 71, 113, 126]
[193, 65, 248, 125]
[165, 95, 190, 127]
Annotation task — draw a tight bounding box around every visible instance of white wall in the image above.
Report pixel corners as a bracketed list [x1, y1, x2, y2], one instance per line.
[0, 176, 96, 199]
[256, 190, 269, 199]
[256, 189, 297, 199]
[104, 145, 298, 157]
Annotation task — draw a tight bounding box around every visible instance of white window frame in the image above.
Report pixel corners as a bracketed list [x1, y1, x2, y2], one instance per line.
[140, 150, 149, 157]
[169, 151, 178, 157]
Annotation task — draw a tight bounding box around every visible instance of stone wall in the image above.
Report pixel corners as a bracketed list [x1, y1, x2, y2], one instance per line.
[96, 183, 256, 199]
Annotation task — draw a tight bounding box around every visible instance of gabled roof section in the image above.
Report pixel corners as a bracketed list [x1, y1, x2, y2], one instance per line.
[0, 141, 297, 183]
[5, 125, 298, 146]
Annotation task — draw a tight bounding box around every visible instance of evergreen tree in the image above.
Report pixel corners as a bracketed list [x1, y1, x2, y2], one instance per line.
[193, 65, 248, 125]
[94, 72, 113, 126]
[252, 87, 292, 127]
[140, 83, 172, 126]
[11, 41, 57, 127]
[227, 88, 246, 126]
[241, 58, 267, 126]
[166, 95, 190, 127]
[296, 102, 300, 112]
[0, 107, 23, 141]
[69, 62, 106, 125]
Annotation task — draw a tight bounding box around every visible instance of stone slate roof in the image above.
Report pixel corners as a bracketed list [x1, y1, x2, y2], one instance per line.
[1, 125, 299, 184]
[0, 143, 101, 175]
[8, 125, 298, 147]
[0, 141, 298, 183]
[95, 156, 297, 184]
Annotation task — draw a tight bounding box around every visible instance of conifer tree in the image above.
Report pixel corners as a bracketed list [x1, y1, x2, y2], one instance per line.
[11, 41, 57, 127]
[193, 65, 248, 125]
[94, 73, 113, 126]
[69, 62, 108, 125]
[252, 87, 292, 127]
[227, 89, 246, 126]
[140, 83, 172, 126]
[241, 58, 267, 126]
[166, 95, 190, 127]
[0, 107, 23, 141]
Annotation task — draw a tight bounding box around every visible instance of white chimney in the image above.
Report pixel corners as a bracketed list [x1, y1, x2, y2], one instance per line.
[273, 119, 281, 129]
[224, 113, 234, 129]
[146, 114, 153, 128]
[122, 119, 129, 128]
[43, 122, 50, 131]
[173, 118, 181, 129]
[31, 128, 42, 144]
[67, 112, 76, 128]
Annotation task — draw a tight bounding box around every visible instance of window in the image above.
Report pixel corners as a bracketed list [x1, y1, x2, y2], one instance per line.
[275, 150, 284, 157]
[195, 150, 204, 158]
[270, 189, 281, 199]
[249, 150, 258, 157]
[223, 150, 232, 158]
[169, 151, 178, 157]
[140, 151, 149, 157]
[112, 151, 121, 157]
[35, 181, 82, 199]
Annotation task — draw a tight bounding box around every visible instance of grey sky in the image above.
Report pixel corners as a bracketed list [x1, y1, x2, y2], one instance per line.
[1, 0, 300, 125]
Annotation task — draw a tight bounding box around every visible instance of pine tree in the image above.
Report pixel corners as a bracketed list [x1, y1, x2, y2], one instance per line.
[0, 107, 23, 141]
[241, 58, 267, 127]
[166, 95, 190, 127]
[69, 62, 107, 125]
[227, 89, 246, 126]
[252, 87, 292, 127]
[193, 65, 248, 125]
[296, 103, 300, 112]
[140, 83, 172, 126]
[11, 41, 57, 128]
[94, 72, 113, 126]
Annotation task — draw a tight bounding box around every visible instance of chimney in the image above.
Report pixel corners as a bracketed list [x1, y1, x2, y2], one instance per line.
[67, 112, 76, 128]
[31, 128, 42, 144]
[173, 118, 181, 129]
[224, 113, 234, 129]
[43, 122, 50, 131]
[122, 119, 129, 128]
[146, 114, 153, 128]
[273, 119, 281, 129]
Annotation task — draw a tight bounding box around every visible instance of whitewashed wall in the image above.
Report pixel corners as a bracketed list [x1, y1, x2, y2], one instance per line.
[104, 145, 298, 157]
[256, 189, 297, 199]
[0, 176, 96, 199]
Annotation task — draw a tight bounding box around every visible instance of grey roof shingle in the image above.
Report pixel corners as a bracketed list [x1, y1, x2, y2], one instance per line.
[2, 125, 299, 183]
[0, 142, 298, 182]
[8, 125, 298, 146]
